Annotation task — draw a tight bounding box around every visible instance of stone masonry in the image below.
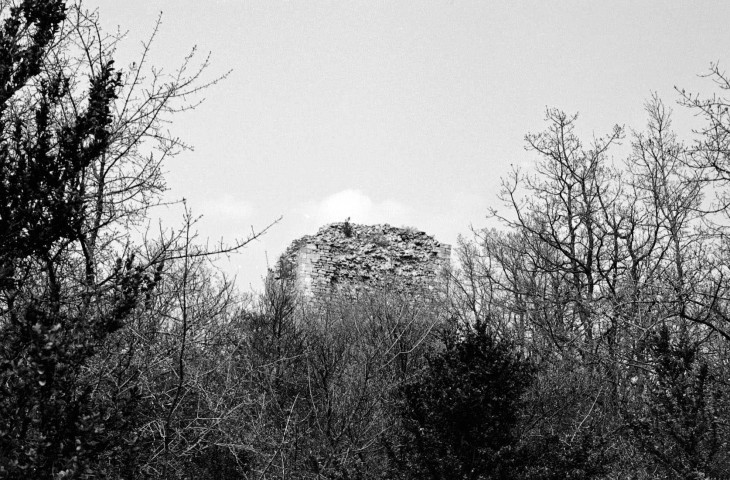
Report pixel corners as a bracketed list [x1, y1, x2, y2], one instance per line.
[276, 222, 451, 300]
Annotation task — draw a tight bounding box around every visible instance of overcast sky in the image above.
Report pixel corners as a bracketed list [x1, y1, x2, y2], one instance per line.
[85, 0, 730, 291]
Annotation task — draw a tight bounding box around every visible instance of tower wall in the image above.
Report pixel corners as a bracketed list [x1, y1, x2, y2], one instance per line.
[278, 222, 451, 300]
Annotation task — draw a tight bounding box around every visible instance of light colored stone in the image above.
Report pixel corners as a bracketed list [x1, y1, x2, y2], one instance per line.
[275, 222, 451, 301]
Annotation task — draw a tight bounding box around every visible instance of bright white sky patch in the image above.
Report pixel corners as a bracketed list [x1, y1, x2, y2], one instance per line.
[308, 189, 412, 226]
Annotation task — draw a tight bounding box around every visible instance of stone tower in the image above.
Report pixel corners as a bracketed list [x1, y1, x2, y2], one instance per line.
[276, 221, 451, 300]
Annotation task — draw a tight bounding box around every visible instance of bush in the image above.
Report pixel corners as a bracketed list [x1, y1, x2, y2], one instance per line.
[389, 322, 534, 479]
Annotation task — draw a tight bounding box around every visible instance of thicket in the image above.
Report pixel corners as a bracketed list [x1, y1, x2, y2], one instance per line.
[4, 1, 730, 478]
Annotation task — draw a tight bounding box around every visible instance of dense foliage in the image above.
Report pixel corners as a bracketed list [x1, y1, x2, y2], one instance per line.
[0, 2, 141, 477]
[390, 323, 533, 479]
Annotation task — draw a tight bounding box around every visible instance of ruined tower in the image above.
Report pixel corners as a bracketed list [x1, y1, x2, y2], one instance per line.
[276, 221, 451, 300]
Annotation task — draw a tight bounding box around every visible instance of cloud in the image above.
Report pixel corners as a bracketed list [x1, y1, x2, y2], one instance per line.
[304, 189, 412, 226]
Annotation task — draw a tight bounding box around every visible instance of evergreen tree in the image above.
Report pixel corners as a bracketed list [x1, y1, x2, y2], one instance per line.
[390, 322, 533, 479]
[0, 2, 160, 477]
[628, 326, 730, 478]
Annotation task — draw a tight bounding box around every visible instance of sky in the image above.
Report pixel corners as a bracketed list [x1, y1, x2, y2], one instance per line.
[84, 0, 730, 292]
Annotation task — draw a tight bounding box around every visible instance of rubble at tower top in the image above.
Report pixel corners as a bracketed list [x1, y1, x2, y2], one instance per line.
[276, 221, 451, 299]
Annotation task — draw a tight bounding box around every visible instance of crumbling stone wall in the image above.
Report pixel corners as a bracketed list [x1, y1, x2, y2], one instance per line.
[276, 222, 451, 300]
